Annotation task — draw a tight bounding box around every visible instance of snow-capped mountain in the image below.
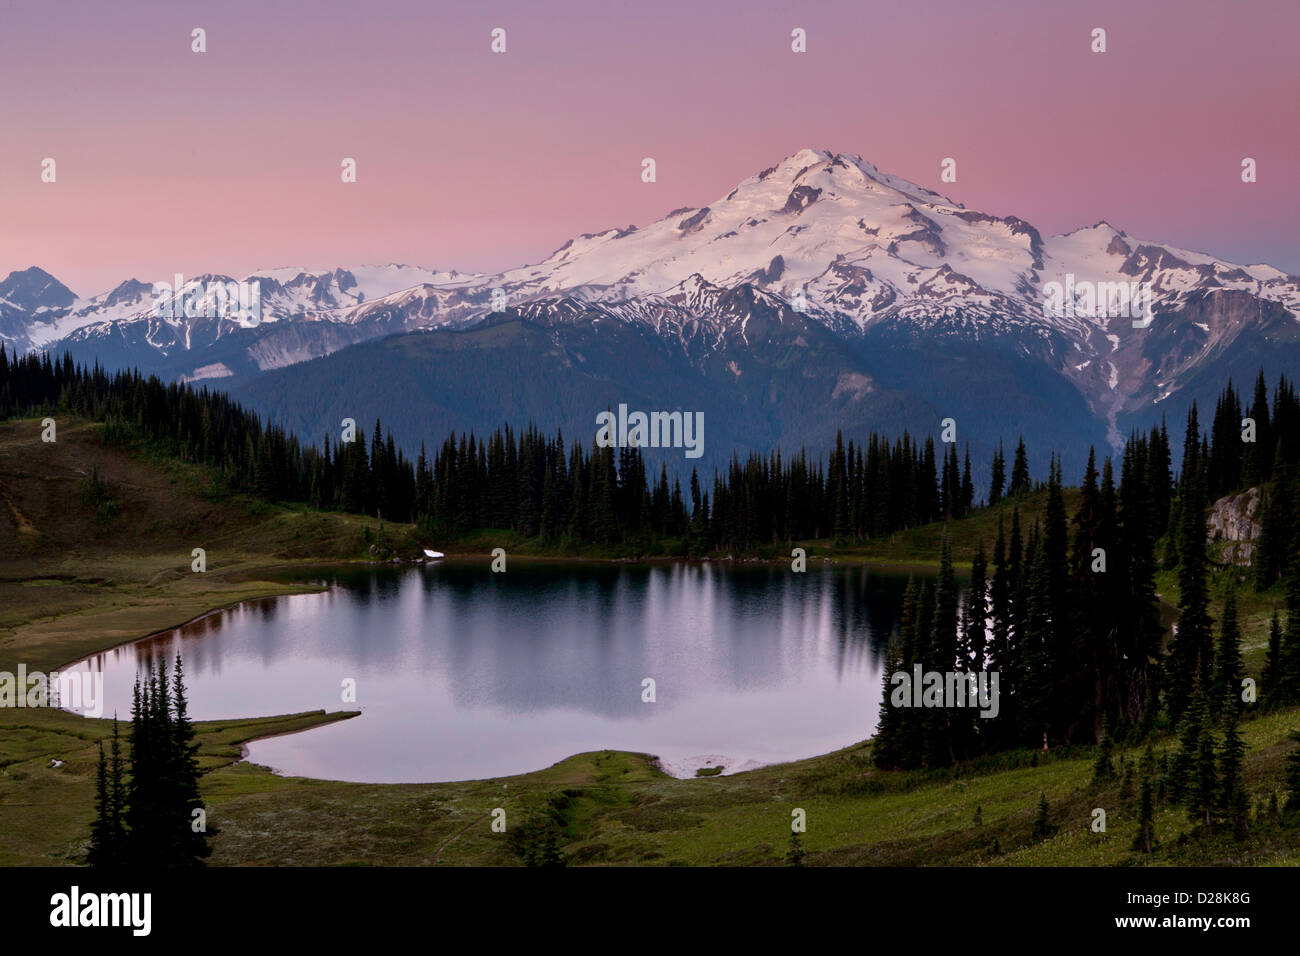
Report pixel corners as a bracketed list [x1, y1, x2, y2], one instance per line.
[0, 263, 477, 378]
[7, 148, 1300, 457]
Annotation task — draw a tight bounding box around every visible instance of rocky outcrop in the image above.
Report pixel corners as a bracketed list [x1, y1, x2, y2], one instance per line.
[1208, 487, 1261, 566]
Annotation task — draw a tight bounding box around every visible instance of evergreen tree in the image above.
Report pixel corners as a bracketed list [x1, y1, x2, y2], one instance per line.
[786, 829, 806, 867]
[1188, 705, 1219, 832]
[1010, 437, 1030, 496]
[1262, 610, 1284, 705]
[989, 441, 1006, 506]
[107, 720, 127, 857]
[925, 536, 958, 767]
[111, 656, 214, 866]
[1214, 590, 1244, 719]
[872, 638, 904, 770]
[1132, 775, 1156, 853]
[1242, 370, 1272, 486]
[961, 446, 974, 516]
[1092, 723, 1115, 786]
[1032, 792, 1054, 841]
[896, 579, 926, 769]
[1169, 687, 1207, 804]
[1167, 404, 1213, 724]
[1217, 713, 1248, 839]
[964, 539, 988, 672]
[86, 725, 126, 867]
[987, 518, 1014, 748]
[168, 655, 214, 865]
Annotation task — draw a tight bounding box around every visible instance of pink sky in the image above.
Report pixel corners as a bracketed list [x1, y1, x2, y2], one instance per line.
[1, 0, 1296, 296]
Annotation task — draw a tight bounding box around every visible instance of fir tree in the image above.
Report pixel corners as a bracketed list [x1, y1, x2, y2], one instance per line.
[1188, 712, 1219, 832]
[1032, 792, 1054, 841]
[1214, 589, 1245, 719]
[925, 535, 958, 767]
[872, 638, 904, 770]
[113, 656, 214, 866]
[168, 655, 214, 865]
[1010, 437, 1031, 496]
[1169, 688, 1207, 804]
[1092, 724, 1115, 786]
[86, 731, 125, 867]
[989, 441, 1006, 506]
[1167, 406, 1213, 724]
[1132, 775, 1156, 853]
[1262, 609, 1284, 706]
[1217, 714, 1248, 840]
[786, 829, 806, 867]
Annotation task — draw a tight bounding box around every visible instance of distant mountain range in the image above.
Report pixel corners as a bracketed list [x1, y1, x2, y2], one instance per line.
[6, 148, 1299, 477]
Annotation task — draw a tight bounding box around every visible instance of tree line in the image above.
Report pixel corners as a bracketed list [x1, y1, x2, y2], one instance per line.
[3, 347, 1003, 553]
[4, 349, 1300, 565]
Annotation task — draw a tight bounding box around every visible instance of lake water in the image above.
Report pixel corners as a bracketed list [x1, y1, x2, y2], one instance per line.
[63, 561, 920, 783]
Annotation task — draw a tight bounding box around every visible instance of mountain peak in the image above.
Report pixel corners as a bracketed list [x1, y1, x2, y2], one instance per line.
[783, 147, 835, 168]
[0, 267, 76, 310]
[750, 149, 960, 211]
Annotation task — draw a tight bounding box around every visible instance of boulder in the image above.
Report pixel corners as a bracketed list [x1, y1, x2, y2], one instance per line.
[1207, 487, 1261, 566]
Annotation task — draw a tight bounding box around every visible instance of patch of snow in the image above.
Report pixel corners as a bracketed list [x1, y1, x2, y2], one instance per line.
[653, 753, 767, 779]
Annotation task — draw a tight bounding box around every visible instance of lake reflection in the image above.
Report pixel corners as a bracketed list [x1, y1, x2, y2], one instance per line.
[63, 561, 922, 783]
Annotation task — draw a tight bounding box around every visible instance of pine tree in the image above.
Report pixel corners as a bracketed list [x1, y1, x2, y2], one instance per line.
[1132, 775, 1156, 853]
[786, 829, 806, 867]
[112, 656, 214, 866]
[1032, 792, 1054, 841]
[1040, 456, 1074, 742]
[989, 441, 1005, 506]
[1169, 687, 1207, 805]
[1010, 437, 1030, 496]
[872, 638, 904, 770]
[1188, 708, 1219, 832]
[1217, 714, 1248, 840]
[1262, 610, 1284, 705]
[1214, 590, 1245, 719]
[168, 655, 214, 865]
[1242, 370, 1272, 486]
[87, 737, 122, 867]
[895, 578, 925, 769]
[1092, 723, 1115, 786]
[987, 518, 1014, 748]
[1018, 530, 1053, 749]
[961, 447, 974, 516]
[926, 536, 958, 767]
[1167, 407, 1213, 724]
[125, 674, 159, 864]
[964, 538, 988, 655]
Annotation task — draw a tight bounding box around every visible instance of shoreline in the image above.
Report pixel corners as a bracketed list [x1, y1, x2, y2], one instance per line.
[46, 557, 889, 787]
